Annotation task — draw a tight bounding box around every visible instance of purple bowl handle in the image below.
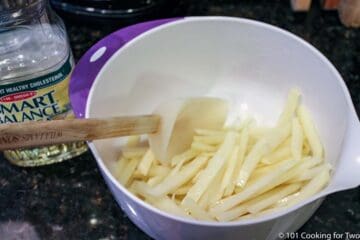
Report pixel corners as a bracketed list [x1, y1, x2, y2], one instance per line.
[70, 18, 183, 118]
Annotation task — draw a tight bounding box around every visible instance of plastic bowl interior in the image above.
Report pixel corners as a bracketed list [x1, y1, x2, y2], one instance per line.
[85, 17, 354, 239]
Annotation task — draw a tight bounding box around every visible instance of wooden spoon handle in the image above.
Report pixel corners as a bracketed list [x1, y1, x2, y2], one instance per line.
[0, 115, 160, 150]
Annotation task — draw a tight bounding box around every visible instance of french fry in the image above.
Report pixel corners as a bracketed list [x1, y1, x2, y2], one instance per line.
[137, 149, 155, 176]
[298, 105, 323, 158]
[182, 132, 237, 203]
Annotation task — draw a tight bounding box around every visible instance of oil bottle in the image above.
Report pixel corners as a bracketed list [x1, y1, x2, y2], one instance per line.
[0, 0, 88, 166]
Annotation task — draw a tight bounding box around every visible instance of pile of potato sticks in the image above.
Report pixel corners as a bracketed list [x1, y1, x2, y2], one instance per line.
[114, 89, 331, 221]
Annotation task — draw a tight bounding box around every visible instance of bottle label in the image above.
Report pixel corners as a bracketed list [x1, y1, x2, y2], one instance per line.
[0, 57, 73, 123]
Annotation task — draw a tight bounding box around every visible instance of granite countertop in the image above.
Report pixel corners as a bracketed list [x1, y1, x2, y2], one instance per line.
[1, 1, 359, 239]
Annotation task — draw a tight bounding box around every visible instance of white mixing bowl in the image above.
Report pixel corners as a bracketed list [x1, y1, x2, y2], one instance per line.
[84, 17, 360, 240]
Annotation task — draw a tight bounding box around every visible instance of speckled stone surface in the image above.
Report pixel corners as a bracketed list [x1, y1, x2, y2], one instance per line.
[1, 1, 359, 239]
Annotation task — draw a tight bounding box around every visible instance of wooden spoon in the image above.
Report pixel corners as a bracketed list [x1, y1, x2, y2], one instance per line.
[0, 97, 228, 163]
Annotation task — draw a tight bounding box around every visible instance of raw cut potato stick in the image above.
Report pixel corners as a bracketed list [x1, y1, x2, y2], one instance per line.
[287, 163, 331, 183]
[191, 141, 218, 152]
[132, 181, 191, 218]
[193, 135, 225, 145]
[137, 149, 155, 176]
[131, 181, 152, 197]
[236, 123, 291, 188]
[303, 140, 311, 155]
[171, 149, 198, 167]
[198, 168, 224, 209]
[114, 157, 127, 180]
[170, 149, 202, 178]
[126, 135, 141, 147]
[208, 164, 228, 204]
[147, 156, 209, 197]
[277, 88, 301, 125]
[182, 132, 237, 203]
[182, 198, 215, 221]
[198, 184, 211, 209]
[118, 158, 140, 186]
[297, 105, 323, 158]
[215, 183, 300, 221]
[249, 157, 321, 195]
[194, 129, 225, 136]
[274, 192, 300, 208]
[235, 206, 287, 221]
[287, 169, 330, 206]
[218, 146, 240, 199]
[150, 196, 191, 218]
[247, 183, 301, 214]
[147, 175, 166, 187]
[249, 126, 272, 140]
[215, 189, 280, 221]
[211, 159, 297, 214]
[171, 184, 192, 195]
[148, 165, 171, 177]
[198, 161, 228, 210]
[133, 165, 171, 179]
[261, 145, 291, 165]
[291, 118, 304, 161]
[200, 152, 216, 158]
[192, 169, 204, 184]
[224, 125, 249, 196]
[169, 155, 187, 177]
[122, 147, 148, 159]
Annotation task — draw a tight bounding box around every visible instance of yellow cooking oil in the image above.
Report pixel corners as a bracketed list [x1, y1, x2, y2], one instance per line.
[4, 142, 88, 167]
